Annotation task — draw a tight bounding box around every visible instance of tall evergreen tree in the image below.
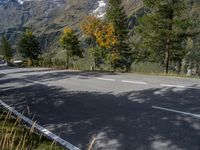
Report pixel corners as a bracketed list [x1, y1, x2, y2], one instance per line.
[106, 0, 132, 72]
[0, 37, 13, 62]
[18, 30, 41, 66]
[185, 13, 200, 75]
[136, 0, 190, 74]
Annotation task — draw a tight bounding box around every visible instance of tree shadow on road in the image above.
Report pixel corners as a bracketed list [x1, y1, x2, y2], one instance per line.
[0, 65, 118, 83]
[0, 81, 200, 150]
[22, 70, 118, 83]
[0, 66, 16, 71]
[1, 68, 54, 75]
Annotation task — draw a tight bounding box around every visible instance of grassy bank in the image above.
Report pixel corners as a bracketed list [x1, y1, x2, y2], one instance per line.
[0, 107, 63, 150]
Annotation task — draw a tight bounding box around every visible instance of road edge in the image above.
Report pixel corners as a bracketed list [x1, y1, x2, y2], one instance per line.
[0, 99, 81, 150]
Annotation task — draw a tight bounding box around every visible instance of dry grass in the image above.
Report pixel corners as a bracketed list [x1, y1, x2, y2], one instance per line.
[0, 108, 63, 150]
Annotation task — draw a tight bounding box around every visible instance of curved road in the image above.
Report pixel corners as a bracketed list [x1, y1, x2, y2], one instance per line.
[0, 66, 200, 150]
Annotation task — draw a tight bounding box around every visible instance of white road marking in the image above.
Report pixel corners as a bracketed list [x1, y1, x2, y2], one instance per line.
[0, 100, 80, 150]
[160, 84, 186, 88]
[187, 87, 200, 90]
[160, 84, 200, 90]
[0, 71, 6, 75]
[25, 79, 41, 85]
[77, 76, 91, 79]
[1, 68, 200, 90]
[0, 71, 51, 87]
[0, 70, 51, 87]
[25, 79, 36, 83]
[122, 80, 147, 85]
[152, 106, 200, 118]
[96, 77, 115, 82]
[24, 79, 51, 86]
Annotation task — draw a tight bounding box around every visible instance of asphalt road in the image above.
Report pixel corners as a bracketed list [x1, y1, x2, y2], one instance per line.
[0, 66, 200, 150]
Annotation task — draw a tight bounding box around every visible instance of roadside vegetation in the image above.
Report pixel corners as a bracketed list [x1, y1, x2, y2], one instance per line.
[0, 37, 13, 64]
[0, 0, 200, 77]
[0, 108, 63, 150]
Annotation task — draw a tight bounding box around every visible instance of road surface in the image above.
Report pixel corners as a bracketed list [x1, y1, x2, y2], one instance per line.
[0, 66, 200, 150]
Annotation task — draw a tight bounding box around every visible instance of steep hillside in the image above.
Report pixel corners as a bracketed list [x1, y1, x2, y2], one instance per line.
[0, 0, 143, 51]
[0, 0, 199, 53]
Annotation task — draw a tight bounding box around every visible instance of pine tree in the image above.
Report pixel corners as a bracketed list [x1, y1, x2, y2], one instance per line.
[18, 30, 41, 66]
[106, 0, 132, 72]
[0, 37, 13, 62]
[136, 0, 190, 74]
[185, 13, 200, 75]
[60, 27, 83, 69]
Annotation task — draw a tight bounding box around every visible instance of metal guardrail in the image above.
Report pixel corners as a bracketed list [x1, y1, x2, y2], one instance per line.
[0, 100, 81, 150]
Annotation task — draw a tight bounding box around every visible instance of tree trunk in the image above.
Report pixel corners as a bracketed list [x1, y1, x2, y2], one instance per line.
[165, 46, 170, 74]
[197, 64, 200, 76]
[66, 54, 69, 69]
[177, 61, 182, 74]
[65, 48, 70, 69]
[165, 1, 174, 74]
[30, 58, 33, 67]
[125, 65, 131, 73]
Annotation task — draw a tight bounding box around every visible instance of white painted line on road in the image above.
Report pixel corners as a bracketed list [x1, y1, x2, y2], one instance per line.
[77, 76, 91, 79]
[161, 84, 200, 90]
[0, 71, 6, 75]
[25, 79, 36, 83]
[96, 77, 115, 82]
[152, 106, 200, 118]
[25, 79, 41, 85]
[0, 70, 50, 87]
[122, 80, 148, 85]
[186, 87, 200, 90]
[24, 79, 51, 86]
[160, 84, 186, 88]
[0, 71, 50, 87]
[1, 68, 200, 90]
[0, 99, 81, 150]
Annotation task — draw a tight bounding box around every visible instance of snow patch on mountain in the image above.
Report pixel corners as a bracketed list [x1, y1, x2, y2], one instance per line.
[93, 0, 106, 18]
[17, 0, 24, 4]
[16, 0, 63, 6]
[17, 0, 35, 5]
[17, 0, 45, 5]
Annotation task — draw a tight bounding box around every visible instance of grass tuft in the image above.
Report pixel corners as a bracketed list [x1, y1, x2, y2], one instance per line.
[0, 108, 64, 150]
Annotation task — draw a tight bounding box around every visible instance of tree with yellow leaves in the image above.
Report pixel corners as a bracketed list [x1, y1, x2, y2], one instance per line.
[60, 27, 82, 69]
[81, 16, 101, 38]
[81, 16, 119, 70]
[81, 16, 117, 49]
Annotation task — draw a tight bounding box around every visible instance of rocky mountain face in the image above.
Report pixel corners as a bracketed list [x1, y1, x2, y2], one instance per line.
[0, 0, 198, 52]
[0, 0, 143, 51]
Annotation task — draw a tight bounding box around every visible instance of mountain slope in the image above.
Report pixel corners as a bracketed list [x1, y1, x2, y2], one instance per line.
[0, 0, 199, 52]
[0, 0, 143, 52]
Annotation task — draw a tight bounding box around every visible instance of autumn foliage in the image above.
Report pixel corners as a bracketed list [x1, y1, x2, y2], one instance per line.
[81, 16, 118, 49]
